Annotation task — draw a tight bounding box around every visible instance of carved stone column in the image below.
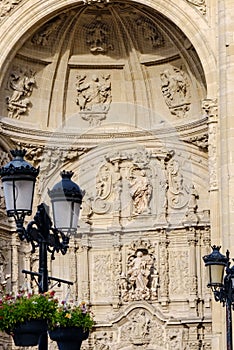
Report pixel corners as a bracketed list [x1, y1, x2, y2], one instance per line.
[187, 324, 200, 350]
[202, 227, 211, 309]
[202, 99, 219, 245]
[11, 233, 20, 294]
[159, 230, 169, 307]
[187, 227, 198, 309]
[69, 239, 79, 299]
[80, 233, 91, 303]
[112, 232, 122, 309]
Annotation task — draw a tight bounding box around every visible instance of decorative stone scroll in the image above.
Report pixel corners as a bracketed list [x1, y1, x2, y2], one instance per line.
[6, 67, 36, 119]
[76, 74, 112, 126]
[160, 67, 191, 118]
[166, 156, 189, 209]
[84, 15, 113, 53]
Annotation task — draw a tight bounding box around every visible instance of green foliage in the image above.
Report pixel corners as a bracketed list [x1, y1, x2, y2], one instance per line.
[49, 301, 94, 331]
[0, 291, 58, 333]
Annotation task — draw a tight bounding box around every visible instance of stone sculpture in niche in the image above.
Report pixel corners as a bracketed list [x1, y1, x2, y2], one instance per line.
[129, 167, 152, 215]
[135, 15, 165, 48]
[76, 74, 112, 126]
[160, 67, 191, 118]
[6, 67, 36, 119]
[31, 16, 64, 46]
[120, 239, 157, 302]
[84, 15, 113, 53]
[121, 309, 151, 346]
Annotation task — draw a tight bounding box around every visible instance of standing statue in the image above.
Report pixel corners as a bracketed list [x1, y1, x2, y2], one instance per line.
[129, 168, 152, 215]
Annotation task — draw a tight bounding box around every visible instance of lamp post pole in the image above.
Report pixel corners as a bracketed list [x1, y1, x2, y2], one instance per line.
[0, 149, 83, 350]
[203, 246, 234, 350]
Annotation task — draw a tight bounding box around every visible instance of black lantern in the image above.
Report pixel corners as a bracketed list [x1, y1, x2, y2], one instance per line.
[203, 245, 229, 288]
[0, 149, 39, 221]
[0, 148, 85, 350]
[203, 246, 234, 350]
[48, 171, 83, 236]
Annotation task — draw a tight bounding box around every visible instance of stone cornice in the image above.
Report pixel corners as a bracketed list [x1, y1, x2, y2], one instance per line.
[0, 117, 208, 148]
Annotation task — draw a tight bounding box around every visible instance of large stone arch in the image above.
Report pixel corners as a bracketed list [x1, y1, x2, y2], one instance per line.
[0, 0, 216, 97]
[0, 1, 214, 349]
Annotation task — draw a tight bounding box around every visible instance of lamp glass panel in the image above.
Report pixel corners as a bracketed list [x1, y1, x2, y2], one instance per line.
[52, 200, 80, 233]
[209, 264, 225, 286]
[3, 180, 34, 212]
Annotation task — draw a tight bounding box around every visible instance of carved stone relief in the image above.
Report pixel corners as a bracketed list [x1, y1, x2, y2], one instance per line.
[82, 148, 153, 224]
[135, 15, 165, 49]
[76, 74, 112, 126]
[0, 251, 10, 291]
[186, 0, 206, 15]
[167, 156, 189, 209]
[169, 250, 189, 296]
[160, 67, 191, 118]
[84, 15, 113, 53]
[81, 146, 204, 227]
[31, 16, 64, 46]
[119, 239, 158, 302]
[83, 0, 110, 6]
[92, 254, 112, 299]
[24, 146, 82, 196]
[6, 67, 36, 119]
[0, 0, 22, 20]
[202, 98, 218, 191]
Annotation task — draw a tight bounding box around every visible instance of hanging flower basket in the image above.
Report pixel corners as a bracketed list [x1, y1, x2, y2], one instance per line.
[48, 300, 93, 350]
[11, 319, 47, 346]
[0, 290, 57, 346]
[49, 326, 89, 350]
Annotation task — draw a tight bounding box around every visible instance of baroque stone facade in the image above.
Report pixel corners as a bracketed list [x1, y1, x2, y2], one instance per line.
[0, 0, 232, 349]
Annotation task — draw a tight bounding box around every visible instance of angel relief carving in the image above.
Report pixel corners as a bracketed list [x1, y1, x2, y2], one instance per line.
[6, 68, 36, 119]
[160, 67, 191, 118]
[76, 74, 112, 126]
[84, 15, 113, 53]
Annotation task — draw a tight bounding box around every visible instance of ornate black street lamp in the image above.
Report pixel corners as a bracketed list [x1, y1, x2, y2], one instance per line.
[203, 245, 234, 350]
[0, 149, 83, 349]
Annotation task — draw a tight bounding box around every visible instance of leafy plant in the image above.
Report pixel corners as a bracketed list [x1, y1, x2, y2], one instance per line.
[49, 301, 94, 331]
[0, 290, 58, 333]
